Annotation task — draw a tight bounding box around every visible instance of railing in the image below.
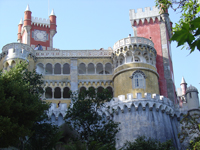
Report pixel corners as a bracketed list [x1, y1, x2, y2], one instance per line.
[35, 50, 113, 58]
[113, 37, 154, 51]
[2, 43, 34, 53]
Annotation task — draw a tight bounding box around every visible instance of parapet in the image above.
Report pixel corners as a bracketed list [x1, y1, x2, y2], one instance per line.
[1, 43, 35, 62]
[129, 6, 161, 25]
[104, 92, 176, 116]
[47, 103, 67, 118]
[31, 17, 50, 27]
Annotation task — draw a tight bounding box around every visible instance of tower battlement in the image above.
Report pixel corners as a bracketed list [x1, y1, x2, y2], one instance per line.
[129, 6, 160, 25]
[31, 17, 50, 27]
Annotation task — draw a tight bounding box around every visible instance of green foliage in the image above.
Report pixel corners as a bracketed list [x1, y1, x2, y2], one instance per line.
[120, 136, 174, 150]
[65, 87, 119, 149]
[155, 0, 200, 53]
[24, 118, 62, 150]
[0, 61, 49, 148]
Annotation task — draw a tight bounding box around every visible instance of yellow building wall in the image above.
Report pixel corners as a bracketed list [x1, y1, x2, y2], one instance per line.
[114, 63, 159, 98]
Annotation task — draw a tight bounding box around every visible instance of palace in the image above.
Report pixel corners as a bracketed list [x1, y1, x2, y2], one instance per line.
[1, 5, 199, 149]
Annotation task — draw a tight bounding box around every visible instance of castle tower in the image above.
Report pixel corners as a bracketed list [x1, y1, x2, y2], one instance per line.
[112, 36, 159, 98]
[17, 18, 23, 43]
[49, 9, 57, 49]
[19, 5, 57, 50]
[185, 85, 199, 110]
[180, 77, 187, 95]
[129, 7, 176, 102]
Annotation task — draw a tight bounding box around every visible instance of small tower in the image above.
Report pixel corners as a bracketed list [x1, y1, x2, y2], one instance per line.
[185, 85, 199, 110]
[49, 9, 57, 49]
[17, 18, 23, 43]
[23, 5, 32, 45]
[180, 77, 187, 95]
[19, 5, 57, 50]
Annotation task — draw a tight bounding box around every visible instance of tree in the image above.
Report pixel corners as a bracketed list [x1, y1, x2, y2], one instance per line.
[120, 136, 174, 150]
[23, 114, 63, 150]
[0, 61, 49, 148]
[178, 110, 200, 149]
[65, 87, 119, 149]
[155, 0, 200, 53]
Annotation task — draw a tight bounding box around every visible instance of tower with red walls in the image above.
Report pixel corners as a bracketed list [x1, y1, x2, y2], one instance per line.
[129, 6, 176, 102]
[19, 5, 57, 50]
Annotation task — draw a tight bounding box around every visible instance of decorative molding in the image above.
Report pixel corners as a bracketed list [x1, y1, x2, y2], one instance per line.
[35, 50, 112, 58]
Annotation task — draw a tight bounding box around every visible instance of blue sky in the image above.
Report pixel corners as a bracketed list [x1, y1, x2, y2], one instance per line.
[0, 0, 199, 97]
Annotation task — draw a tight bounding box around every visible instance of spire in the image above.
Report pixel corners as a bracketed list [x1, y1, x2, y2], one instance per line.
[25, 4, 30, 11]
[50, 9, 55, 16]
[19, 18, 23, 24]
[181, 77, 186, 84]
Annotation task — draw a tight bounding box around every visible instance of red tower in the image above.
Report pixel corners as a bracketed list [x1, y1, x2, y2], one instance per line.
[129, 6, 176, 102]
[17, 18, 23, 42]
[19, 5, 57, 50]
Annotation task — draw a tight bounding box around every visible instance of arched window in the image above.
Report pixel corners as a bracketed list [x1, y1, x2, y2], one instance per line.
[54, 87, 61, 98]
[88, 63, 95, 74]
[5, 62, 9, 70]
[46, 63, 53, 74]
[126, 51, 132, 63]
[45, 87, 52, 98]
[11, 60, 16, 68]
[105, 63, 112, 74]
[97, 86, 104, 93]
[96, 63, 103, 74]
[36, 63, 44, 74]
[131, 70, 146, 89]
[63, 63, 70, 74]
[106, 86, 113, 97]
[63, 87, 70, 98]
[54, 63, 61, 74]
[79, 63, 86, 74]
[119, 55, 125, 65]
[80, 87, 86, 94]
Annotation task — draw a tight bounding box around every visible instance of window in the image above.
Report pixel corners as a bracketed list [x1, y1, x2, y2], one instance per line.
[131, 70, 146, 89]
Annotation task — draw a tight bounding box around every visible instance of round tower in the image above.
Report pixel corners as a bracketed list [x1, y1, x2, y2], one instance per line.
[1, 43, 36, 71]
[17, 18, 23, 43]
[23, 5, 32, 45]
[186, 85, 199, 110]
[180, 77, 187, 95]
[112, 36, 159, 98]
[49, 9, 57, 49]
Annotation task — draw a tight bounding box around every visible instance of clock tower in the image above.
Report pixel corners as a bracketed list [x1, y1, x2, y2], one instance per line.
[19, 5, 57, 50]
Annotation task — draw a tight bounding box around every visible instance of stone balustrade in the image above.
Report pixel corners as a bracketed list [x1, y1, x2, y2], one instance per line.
[113, 37, 154, 51]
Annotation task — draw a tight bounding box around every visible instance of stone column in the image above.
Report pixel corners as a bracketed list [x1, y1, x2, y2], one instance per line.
[70, 59, 78, 92]
[52, 88, 54, 99]
[52, 67, 54, 75]
[94, 65, 96, 74]
[61, 88, 63, 99]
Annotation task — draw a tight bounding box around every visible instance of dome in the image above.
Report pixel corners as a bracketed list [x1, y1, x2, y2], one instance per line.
[186, 85, 198, 94]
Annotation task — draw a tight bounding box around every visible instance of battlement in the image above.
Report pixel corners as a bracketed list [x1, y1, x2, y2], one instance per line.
[1, 43, 35, 62]
[129, 6, 161, 25]
[47, 103, 67, 118]
[31, 17, 50, 27]
[103, 92, 176, 116]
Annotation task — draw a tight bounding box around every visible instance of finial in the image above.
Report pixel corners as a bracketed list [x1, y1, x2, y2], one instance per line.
[25, 4, 30, 11]
[50, 9, 55, 16]
[181, 77, 186, 84]
[19, 18, 23, 24]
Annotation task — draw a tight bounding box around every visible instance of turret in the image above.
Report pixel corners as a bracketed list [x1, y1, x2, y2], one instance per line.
[49, 9, 57, 49]
[17, 18, 23, 43]
[185, 85, 199, 110]
[180, 77, 187, 95]
[22, 5, 32, 45]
